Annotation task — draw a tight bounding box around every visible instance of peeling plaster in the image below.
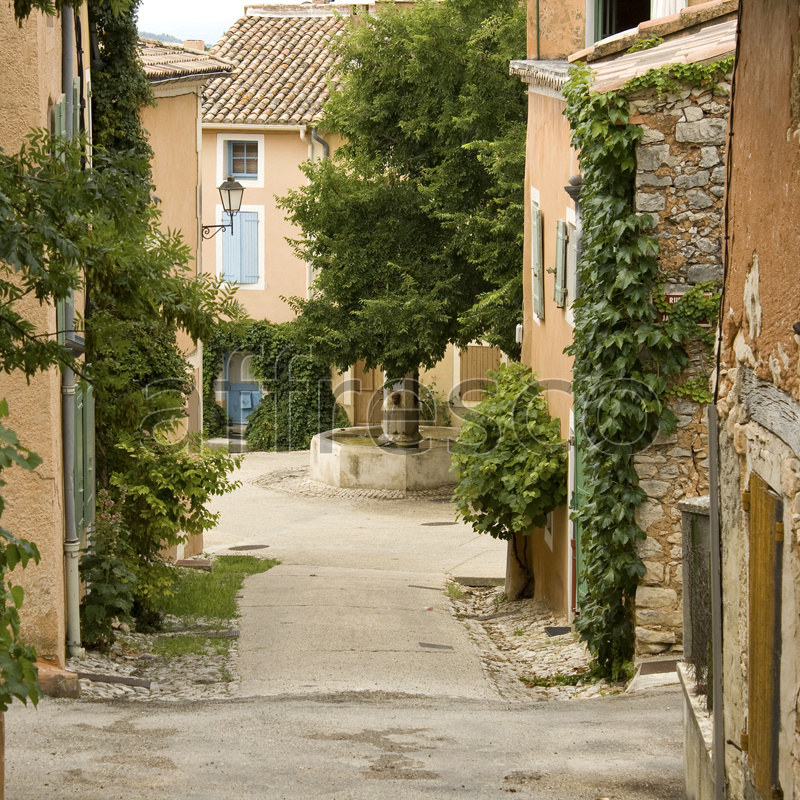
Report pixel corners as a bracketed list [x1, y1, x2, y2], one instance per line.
[743, 252, 762, 340]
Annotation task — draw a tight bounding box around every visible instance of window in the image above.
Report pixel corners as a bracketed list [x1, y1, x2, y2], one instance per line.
[222, 211, 259, 284]
[228, 141, 258, 179]
[594, 0, 650, 42]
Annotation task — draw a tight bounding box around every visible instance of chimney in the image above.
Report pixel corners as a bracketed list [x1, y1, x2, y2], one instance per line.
[183, 39, 205, 51]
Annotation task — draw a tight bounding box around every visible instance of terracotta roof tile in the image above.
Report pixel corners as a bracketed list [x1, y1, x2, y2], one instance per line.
[203, 11, 345, 126]
[590, 18, 736, 94]
[138, 39, 234, 83]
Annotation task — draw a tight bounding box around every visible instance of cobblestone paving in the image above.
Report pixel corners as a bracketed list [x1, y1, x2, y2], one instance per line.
[67, 617, 241, 702]
[448, 583, 624, 702]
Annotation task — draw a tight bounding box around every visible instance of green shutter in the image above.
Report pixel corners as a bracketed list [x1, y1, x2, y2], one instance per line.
[554, 219, 568, 308]
[531, 202, 544, 320]
[74, 386, 85, 539]
[83, 385, 95, 538]
[72, 76, 80, 137]
[566, 220, 578, 307]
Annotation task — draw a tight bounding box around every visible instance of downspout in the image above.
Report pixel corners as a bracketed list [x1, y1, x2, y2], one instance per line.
[299, 125, 313, 161]
[311, 127, 329, 160]
[61, 10, 83, 659]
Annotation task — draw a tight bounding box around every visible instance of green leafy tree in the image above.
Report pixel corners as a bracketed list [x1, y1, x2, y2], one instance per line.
[280, 0, 526, 381]
[77, 0, 245, 628]
[452, 363, 567, 595]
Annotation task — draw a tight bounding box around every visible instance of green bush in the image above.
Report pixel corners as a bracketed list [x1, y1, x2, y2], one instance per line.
[79, 488, 137, 649]
[452, 362, 567, 541]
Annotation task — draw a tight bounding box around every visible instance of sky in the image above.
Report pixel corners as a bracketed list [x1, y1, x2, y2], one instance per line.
[135, 0, 252, 46]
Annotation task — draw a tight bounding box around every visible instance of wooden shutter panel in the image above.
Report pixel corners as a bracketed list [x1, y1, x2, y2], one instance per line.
[222, 216, 242, 283]
[83, 384, 95, 538]
[239, 212, 259, 284]
[72, 76, 80, 137]
[554, 219, 568, 308]
[74, 386, 85, 539]
[531, 202, 544, 320]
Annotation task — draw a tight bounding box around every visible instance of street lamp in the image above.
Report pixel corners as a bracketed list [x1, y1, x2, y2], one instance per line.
[202, 176, 245, 239]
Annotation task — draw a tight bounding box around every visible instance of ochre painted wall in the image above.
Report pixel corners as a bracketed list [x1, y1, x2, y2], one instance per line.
[531, 0, 586, 60]
[0, 4, 82, 666]
[520, 88, 579, 617]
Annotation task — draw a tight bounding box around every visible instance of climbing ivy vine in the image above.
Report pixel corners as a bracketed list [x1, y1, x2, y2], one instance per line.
[563, 61, 725, 678]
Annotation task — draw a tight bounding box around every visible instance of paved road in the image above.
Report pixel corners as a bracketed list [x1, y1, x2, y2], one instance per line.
[6, 452, 684, 798]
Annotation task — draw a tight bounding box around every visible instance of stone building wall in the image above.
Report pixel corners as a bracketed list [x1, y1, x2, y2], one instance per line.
[625, 75, 731, 656]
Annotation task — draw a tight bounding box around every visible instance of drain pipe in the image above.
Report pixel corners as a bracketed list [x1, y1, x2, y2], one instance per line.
[311, 127, 330, 160]
[61, 10, 83, 660]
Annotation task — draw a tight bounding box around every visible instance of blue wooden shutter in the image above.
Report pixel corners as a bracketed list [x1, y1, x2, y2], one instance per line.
[222, 216, 242, 283]
[554, 219, 568, 308]
[531, 202, 544, 320]
[222, 212, 258, 284]
[239, 212, 259, 284]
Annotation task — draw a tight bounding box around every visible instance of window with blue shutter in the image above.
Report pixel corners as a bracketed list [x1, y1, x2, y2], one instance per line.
[228, 141, 258, 178]
[222, 211, 259, 284]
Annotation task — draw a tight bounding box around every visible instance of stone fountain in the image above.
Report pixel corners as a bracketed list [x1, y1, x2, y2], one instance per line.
[310, 375, 458, 491]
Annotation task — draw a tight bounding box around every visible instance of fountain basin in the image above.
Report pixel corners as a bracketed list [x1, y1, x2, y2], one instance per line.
[310, 426, 458, 492]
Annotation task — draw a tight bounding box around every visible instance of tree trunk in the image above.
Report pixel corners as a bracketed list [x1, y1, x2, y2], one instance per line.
[381, 370, 421, 446]
[505, 532, 534, 600]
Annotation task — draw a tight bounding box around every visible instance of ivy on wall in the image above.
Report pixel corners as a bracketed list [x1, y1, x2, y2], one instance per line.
[203, 321, 349, 450]
[563, 61, 726, 678]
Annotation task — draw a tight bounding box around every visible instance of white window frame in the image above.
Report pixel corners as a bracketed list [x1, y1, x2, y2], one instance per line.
[215, 203, 266, 291]
[530, 186, 543, 326]
[216, 133, 265, 188]
[565, 206, 578, 328]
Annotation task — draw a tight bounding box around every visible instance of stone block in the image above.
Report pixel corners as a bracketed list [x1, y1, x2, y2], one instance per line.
[675, 170, 711, 189]
[639, 480, 670, 499]
[696, 237, 720, 254]
[635, 626, 678, 644]
[687, 263, 722, 284]
[698, 147, 720, 167]
[636, 193, 666, 213]
[638, 641, 672, 654]
[36, 661, 81, 699]
[637, 144, 671, 171]
[710, 186, 725, 198]
[637, 536, 664, 559]
[640, 126, 665, 144]
[675, 119, 727, 145]
[642, 561, 665, 584]
[683, 106, 704, 122]
[686, 189, 714, 209]
[636, 586, 678, 608]
[711, 165, 726, 183]
[636, 173, 673, 188]
[637, 609, 684, 627]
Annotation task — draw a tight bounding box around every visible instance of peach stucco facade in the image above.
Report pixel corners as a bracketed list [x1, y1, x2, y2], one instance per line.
[200, 126, 339, 323]
[0, 5, 92, 667]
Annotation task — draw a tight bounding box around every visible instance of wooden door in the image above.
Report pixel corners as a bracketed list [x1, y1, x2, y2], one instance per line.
[748, 473, 784, 800]
[459, 345, 502, 403]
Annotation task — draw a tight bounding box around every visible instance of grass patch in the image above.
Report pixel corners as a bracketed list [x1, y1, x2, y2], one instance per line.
[513, 627, 524, 636]
[160, 555, 279, 621]
[152, 634, 208, 658]
[445, 581, 464, 599]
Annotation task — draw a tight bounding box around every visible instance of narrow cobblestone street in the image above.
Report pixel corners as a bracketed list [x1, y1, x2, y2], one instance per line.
[6, 452, 683, 798]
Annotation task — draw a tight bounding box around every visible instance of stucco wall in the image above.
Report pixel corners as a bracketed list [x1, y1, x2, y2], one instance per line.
[519, 86, 580, 617]
[201, 127, 334, 323]
[0, 5, 72, 666]
[532, 0, 585, 60]
[715, 2, 800, 797]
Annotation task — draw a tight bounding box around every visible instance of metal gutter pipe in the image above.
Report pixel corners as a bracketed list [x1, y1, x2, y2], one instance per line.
[311, 127, 330, 160]
[61, 9, 83, 660]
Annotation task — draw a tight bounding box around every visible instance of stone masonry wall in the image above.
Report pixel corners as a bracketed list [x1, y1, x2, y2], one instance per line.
[626, 76, 731, 656]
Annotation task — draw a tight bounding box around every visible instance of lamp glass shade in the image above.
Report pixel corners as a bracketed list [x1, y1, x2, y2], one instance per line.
[218, 176, 245, 215]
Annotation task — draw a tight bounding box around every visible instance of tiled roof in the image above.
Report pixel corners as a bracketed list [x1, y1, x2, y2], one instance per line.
[138, 39, 234, 83]
[202, 12, 345, 126]
[569, 0, 738, 64]
[590, 18, 736, 94]
[509, 60, 570, 95]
